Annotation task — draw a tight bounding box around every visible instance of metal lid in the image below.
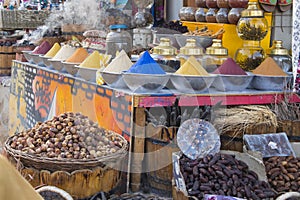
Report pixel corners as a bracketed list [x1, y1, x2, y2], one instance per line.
[205, 39, 228, 56]
[179, 39, 204, 55]
[241, 2, 264, 17]
[109, 24, 128, 30]
[269, 40, 290, 56]
[153, 38, 177, 55]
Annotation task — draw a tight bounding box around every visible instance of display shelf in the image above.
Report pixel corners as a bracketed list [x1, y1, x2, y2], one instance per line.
[9, 60, 300, 193]
[181, 19, 273, 58]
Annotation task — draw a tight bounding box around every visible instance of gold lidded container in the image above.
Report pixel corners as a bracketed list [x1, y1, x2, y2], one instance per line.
[204, 39, 228, 73]
[268, 40, 292, 72]
[177, 38, 205, 65]
[236, 2, 268, 41]
[235, 1, 268, 70]
[152, 38, 180, 71]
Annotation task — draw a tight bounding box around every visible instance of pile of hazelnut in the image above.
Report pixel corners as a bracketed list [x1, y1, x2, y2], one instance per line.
[9, 112, 126, 160]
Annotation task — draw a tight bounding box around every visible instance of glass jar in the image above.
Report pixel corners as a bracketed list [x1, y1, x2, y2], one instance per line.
[268, 40, 292, 72]
[206, 8, 218, 23]
[177, 39, 205, 66]
[235, 41, 265, 71]
[196, 0, 207, 7]
[228, 0, 248, 8]
[228, 8, 244, 24]
[195, 8, 207, 22]
[206, 0, 218, 8]
[106, 24, 132, 58]
[179, 7, 196, 21]
[204, 39, 229, 73]
[152, 38, 180, 71]
[216, 8, 229, 23]
[236, 2, 268, 41]
[217, 0, 229, 8]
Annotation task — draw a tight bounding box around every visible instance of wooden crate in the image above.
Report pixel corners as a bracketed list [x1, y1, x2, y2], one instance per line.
[144, 124, 179, 197]
[0, 45, 16, 75]
[277, 120, 300, 142]
[0, 10, 50, 30]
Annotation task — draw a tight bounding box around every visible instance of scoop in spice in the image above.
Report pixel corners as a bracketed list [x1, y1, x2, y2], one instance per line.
[213, 58, 247, 75]
[175, 56, 209, 76]
[252, 57, 287, 76]
[127, 51, 165, 74]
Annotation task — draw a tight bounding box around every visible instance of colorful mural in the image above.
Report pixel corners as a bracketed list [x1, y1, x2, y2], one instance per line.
[9, 61, 132, 141]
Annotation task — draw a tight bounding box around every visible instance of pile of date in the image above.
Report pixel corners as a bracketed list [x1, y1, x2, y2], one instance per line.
[180, 153, 278, 199]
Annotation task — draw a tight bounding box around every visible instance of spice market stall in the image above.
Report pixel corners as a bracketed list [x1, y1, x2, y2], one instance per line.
[3, 0, 300, 199]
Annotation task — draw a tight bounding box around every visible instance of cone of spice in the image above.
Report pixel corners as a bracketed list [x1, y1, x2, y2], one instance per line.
[32, 41, 52, 55]
[252, 57, 287, 76]
[104, 50, 133, 73]
[65, 48, 89, 63]
[52, 44, 77, 60]
[212, 58, 247, 75]
[127, 51, 166, 74]
[79, 51, 101, 69]
[175, 56, 209, 76]
[44, 43, 61, 58]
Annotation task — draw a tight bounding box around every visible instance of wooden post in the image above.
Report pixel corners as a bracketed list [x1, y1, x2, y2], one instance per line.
[130, 107, 146, 192]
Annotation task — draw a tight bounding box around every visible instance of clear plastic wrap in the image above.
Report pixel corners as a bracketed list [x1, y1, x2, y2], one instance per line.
[177, 119, 220, 160]
[244, 132, 295, 158]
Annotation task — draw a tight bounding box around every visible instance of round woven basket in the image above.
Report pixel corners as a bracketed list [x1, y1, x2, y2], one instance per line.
[4, 130, 128, 172]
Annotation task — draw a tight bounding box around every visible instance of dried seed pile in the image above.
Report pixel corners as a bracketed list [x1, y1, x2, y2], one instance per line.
[180, 153, 276, 199]
[264, 156, 300, 193]
[9, 112, 126, 159]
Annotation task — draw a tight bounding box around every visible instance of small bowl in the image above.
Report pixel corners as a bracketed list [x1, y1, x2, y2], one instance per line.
[251, 74, 292, 91]
[30, 53, 44, 66]
[175, 34, 213, 48]
[101, 71, 127, 88]
[170, 74, 216, 93]
[122, 73, 170, 93]
[49, 59, 64, 71]
[22, 51, 34, 63]
[39, 55, 53, 68]
[212, 74, 254, 92]
[62, 61, 80, 75]
[75, 65, 98, 82]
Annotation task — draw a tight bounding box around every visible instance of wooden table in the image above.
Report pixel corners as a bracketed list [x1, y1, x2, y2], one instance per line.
[9, 60, 300, 192]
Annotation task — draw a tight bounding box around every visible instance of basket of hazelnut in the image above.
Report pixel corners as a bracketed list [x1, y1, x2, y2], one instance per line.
[4, 112, 128, 172]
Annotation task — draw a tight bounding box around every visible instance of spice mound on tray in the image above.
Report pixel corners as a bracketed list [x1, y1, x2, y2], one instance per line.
[104, 50, 133, 73]
[127, 51, 165, 74]
[32, 41, 52, 55]
[8, 112, 126, 160]
[213, 58, 247, 75]
[65, 47, 89, 63]
[175, 56, 209, 76]
[44, 42, 61, 58]
[252, 57, 287, 76]
[180, 153, 276, 199]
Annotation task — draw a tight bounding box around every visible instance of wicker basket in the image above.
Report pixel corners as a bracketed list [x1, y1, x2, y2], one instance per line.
[4, 130, 128, 199]
[4, 130, 128, 172]
[0, 10, 50, 30]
